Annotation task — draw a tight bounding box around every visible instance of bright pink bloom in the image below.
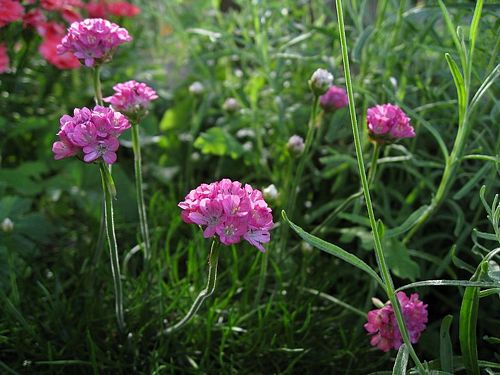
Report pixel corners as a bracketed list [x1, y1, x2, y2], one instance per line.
[364, 292, 428, 352]
[320, 86, 348, 112]
[0, 0, 24, 27]
[0, 44, 9, 73]
[103, 80, 158, 117]
[57, 18, 132, 67]
[366, 103, 415, 144]
[179, 179, 274, 251]
[38, 22, 80, 69]
[52, 106, 129, 164]
[108, 1, 140, 17]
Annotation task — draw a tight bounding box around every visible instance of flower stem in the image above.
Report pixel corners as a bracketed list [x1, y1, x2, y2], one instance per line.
[334, 0, 425, 372]
[131, 123, 151, 262]
[99, 162, 125, 332]
[165, 239, 220, 334]
[93, 66, 103, 106]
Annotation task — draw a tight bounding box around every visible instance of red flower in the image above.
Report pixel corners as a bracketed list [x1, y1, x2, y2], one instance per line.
[108, 1, 140, 17]
[38, 22, 80, 69]
[0, 0, 24, 27]
[22, 8, 46, 33]
[0, 43, 9, 73]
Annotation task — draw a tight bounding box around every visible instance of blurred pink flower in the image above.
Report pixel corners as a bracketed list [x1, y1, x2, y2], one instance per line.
[320, 85, 348, 112]
[38, 21, 80, 69]
[364, 292, 428, 352]
[57, 18, 132, 67]
[103, 80, 158, 118]
[367, 103, 415, 144]
[52, 106, 130, 164]
[179, 179, 274, 251]
[22, 9, 46, 32]
[0, 0, 24, 27]
[108, 1, 140, 17]
[0, 44, 9, 73]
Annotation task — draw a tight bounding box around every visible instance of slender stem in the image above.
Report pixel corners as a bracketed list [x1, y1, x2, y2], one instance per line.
[165, 239, 220, 334]
[93, 66, 103, 106]
[131, 123, 151, 261]
[254, 250, 268, 306]
[99, 163, 125, 332]
[334, 1, 425, 372]
[368, 143, 381, 186]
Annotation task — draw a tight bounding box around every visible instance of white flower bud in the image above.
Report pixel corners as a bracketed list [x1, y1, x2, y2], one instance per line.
[223, 97, 240, 112]
[1, 217, 14, 233]
[287, 135, 305, 155]
[189, 81, 205, 95]
[309, 68, 333, 96]
[263, 184, 279, 201]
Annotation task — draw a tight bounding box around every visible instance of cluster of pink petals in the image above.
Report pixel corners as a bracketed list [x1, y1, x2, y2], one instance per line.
[57, 18, 132, 67]
[0, 43, 9, 73]
[86, 1, 140, 18]
[179, 179, 274, 251]
[23, 8, 46, 32]
[41, 0, 83, 23]
[364, 292, 428, 352]
[52, 105, 130, 164]
[320, 85, 348, 112]
[38, 22, 80, 69]
[367, 103, 415, 142]
[104, 80, 158, 116]
[0, 0, 24, 27]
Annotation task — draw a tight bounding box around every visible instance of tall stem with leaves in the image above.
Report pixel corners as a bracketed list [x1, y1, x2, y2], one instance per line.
[334, 0, 425, 372]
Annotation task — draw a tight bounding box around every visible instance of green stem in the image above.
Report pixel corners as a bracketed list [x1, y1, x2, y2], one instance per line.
[334, 1, 425, 372]
[165, 239, 220, 334]
[368, 143, 381, 186]
[131, 123, 151, 261]
[93, 66, 103, 106]
[99, 163, 125, 332]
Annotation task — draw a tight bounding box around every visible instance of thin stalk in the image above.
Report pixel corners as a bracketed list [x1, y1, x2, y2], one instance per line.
[334, 0, 425, 372]
[254, 250, 268, 307]
[131, 123, 151, 261]
[99, 163, 125, 332]
[93, 66, 103, 106]
[165, 239, 220, 334]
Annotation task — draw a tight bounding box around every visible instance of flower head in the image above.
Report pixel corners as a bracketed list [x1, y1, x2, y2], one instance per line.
[287, 135, 305, 156]
[189, 81, 204, 96]
[103, 80, 158, 119]
[57, 18, 132, 67]
[320, 85, 348, 112]
[108, 1, 140, 17]
[223, 97, 240, 112]
[309, 68, 333, 96]
[0, 44, 9, 74]
[39, 22, 80, 69]
[179, 179, 274, 252]
[1, 217, 14, 233]
[52, 105, 130, 164]
[0, 0, 24, 28]
[366, 103, 415, 144]
[364, 292, 428, 352]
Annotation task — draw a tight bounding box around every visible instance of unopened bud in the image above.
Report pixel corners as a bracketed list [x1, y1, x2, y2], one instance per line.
[189, 81, 204, 95]
[223, 97, 240, 112]
[1, 217, 14, 232]
[287, 135, 305, 156]
[309, 68, 333, 96]
[262, 184, 279, 201]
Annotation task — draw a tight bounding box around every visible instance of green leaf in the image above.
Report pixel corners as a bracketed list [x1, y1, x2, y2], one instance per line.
[468, 0, 483, 63]
[282, 211, 385, 290]
[459, 274, 480, 375]
[352, 26, 374, 63]
[453, 164, 491, 200]
[396, 280, 500, 292]
[194, 127, 245, 159]
[384, 238, 420, 281]
[392, 344, 409, 375]
[470, 64, 500, 112]
[440, 315, 454, 373]
[159, 98, 191, 131]
[445, 53, 467, 125]
[385, 205, 430, 238]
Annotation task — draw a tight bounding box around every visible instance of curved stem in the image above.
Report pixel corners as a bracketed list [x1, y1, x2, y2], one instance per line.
[99, 163, 125, 332]
[131, 123, 151, 261]
[165, 239, 220, 334]
[334, 1, 425, 372]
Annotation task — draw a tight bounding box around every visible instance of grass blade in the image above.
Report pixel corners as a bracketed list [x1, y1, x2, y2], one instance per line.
[396, 280, 499, 292]
[440, 315, 454, 373]
[392, 344, 409, 375]
[445, 53, 466, 126]
[459, 274, 481, 375]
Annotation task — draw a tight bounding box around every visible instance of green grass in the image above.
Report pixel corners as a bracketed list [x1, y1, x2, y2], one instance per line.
[1, 0, 499, 373]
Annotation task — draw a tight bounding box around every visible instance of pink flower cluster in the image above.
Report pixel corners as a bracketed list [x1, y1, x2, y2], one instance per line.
[0, 44, 9, 73]
[364, 292, 428, 352]
[104, 80, 158, 117]
[367, 103, 415, 143]
[87, 1, 140, 18]
[57, 18, 132, 67]
[320, 85, 348, 112]
[179, 179, 274, 252]
[52, 106, 130, 164]
[39, 22, 80, 69]
[0, 0, 24, 27]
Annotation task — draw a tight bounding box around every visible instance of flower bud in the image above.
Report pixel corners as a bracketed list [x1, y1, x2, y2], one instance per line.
[308, 68, 333, 96]
[287, 135, 305, 156]
[262, 184, 279, 201]
[320, 85, 348, 112]
[223, 97, 240, 112]
[189, 81, 204, 95]
[1, 217, 14, 232]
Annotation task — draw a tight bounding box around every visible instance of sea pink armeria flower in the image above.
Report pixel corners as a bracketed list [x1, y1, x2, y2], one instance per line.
[104, 80, 158, 119]
[179, 179, 274, 252]
[364, 292, 428, 352]
[0, 44, 9, 74]
[366, 103, 415, 144]
[0, 0, 24, 27]
[320, 85, 348, 112]
[57, 18, 132, 67]
[52, 105, 130, 164]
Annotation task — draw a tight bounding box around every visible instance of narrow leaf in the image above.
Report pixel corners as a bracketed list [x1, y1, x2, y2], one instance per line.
[440, 315, 454, 373]
[468, 0, 483, 63]
[459, 274, 481, 375]
[445, 53, 467, 125]
[392, 344, 409, 375]
[386, 205, 430, 238]
[396, 279, 499, 292]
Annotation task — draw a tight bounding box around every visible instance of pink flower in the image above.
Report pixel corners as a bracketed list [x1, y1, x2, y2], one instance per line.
[0, 0, 24, 27]
[320, 85, 348, 112]
[0, 44, 9, 73]
[38, 22, 80, 69]
[22, 9, 46, 32]
[57, 18, 132, 67]
[366, 104, 415, 144]
[86, 1, 108, 18]
[364, 292, 428, 352]
[178, 179, 274, 252]
[108, 1, 140, 17]
[52, 106, 129, 164]
[103, 80, 158, 118]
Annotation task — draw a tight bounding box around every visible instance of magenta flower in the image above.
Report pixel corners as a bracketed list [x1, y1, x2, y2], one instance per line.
[0, 43, 9, 74]
[0, 0, 24, 28]
[364, 292, 428, 352]
[57, 18, 132, 67]
[103, 80, 158, 118]
[320, 86, 348, 112]
[179, 179, 274, 251]
[52, 106, 130, 164]
[366, 103, 415, 144]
